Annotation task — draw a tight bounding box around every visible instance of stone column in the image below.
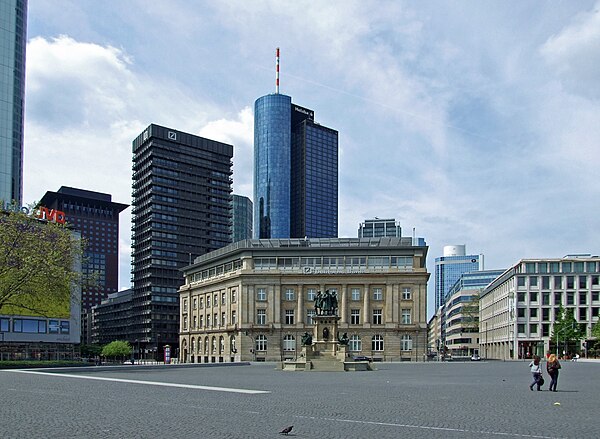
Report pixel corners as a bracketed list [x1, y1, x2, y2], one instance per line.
[340, 284, 348, 323]
[363, 283, 370, 324]
[297, 284, 304, 327]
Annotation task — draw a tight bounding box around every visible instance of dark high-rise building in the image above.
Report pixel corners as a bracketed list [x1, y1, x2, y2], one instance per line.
[131, 124, 233, 356]
[231, 194, 252, 242]
[39, 186, 128, 310]
[0, 0, 27, 204]
[358, 218, 402, 238]
[254, 95, 338, 239]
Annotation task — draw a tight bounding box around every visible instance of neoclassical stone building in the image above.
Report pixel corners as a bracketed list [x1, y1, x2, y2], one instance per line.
[178, 237, 429, 363]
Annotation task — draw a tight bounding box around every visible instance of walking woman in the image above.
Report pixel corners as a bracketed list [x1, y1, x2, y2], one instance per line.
[529, 355, 543, 391]
[546, 354, 561, 392]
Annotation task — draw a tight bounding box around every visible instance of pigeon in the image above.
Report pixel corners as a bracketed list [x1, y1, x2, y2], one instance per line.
[279, 425, 293, 435]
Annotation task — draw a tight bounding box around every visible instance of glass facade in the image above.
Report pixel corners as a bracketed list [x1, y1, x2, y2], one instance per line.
[435, 254, 481, 308]
[231, 194, 253, 242]
[0, 0, 27, 204]
[254, 94, 291, 238]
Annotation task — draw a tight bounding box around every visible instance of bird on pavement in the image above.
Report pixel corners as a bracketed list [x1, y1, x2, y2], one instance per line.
[279, 425, 293, 435]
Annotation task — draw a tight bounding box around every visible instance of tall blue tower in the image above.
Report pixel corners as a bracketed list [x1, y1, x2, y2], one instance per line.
[0, 0, 27, 204]
[253, 49, 338, 239]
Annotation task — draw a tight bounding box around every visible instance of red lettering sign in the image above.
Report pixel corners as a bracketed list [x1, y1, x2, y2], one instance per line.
[37, 207, 66, 224]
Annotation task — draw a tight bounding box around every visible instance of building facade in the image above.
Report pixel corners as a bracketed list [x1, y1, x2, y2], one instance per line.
[480, 256, 600, 360]
[443, 269, 504, 358]
[254, 95, 338, 239]
[91, 289, 132, 346]
[231, 194, 253, 243]
[434, 245, 481, 309]
[179, 237, 429, 363]
[358, 218, 401, 238]
[0, 0, 27, 205]
[131, 124, 233, 356]
[39, 187, 128, 311]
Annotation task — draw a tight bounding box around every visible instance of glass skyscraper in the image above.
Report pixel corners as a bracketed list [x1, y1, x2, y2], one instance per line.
[0, 0, 27, 204]
[231, 194, 253, 242]
[435, 245, 482, 309]
[254, 94, 338, 239]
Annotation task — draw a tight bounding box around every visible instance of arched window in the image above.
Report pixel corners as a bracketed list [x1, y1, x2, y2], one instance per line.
[204, 336, 209, 354]
[401, 334, 413, 351]
[197, 338, 202, 354]
[255, 335, 267, 351]
[349, 335, 361, 352]
[190, 337, 195, 354]
[372, 334, 384, 351]
[283, 335, 295, 351]
[211, 336, 217, 354]
[219, 336, 225, 354]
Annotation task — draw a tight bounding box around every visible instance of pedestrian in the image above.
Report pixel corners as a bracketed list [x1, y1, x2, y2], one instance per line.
[529, 355, 543, 391]
[546, 353, 561, 392]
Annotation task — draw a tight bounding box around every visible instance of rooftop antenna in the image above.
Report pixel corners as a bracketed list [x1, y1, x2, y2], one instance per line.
[275, 47, 280, 94]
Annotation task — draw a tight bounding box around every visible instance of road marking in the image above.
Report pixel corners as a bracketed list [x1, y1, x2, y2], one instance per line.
[6, 370, 270, 394]
[293, 415, 565, 439]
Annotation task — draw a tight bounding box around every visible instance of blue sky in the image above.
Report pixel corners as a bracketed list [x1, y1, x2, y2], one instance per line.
[22, 1, 600, 316]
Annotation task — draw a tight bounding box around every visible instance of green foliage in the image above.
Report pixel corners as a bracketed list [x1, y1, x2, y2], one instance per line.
[0, 209, 83, 317]
[592, 320, 600, 339]
[80, 344, 103, 357]
[551, 306, 585, 343]
[102, 340, 132, 358]
[0, 360, 89, 369]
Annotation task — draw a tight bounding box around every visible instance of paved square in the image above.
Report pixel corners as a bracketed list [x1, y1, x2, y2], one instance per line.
[1, 360, 598, 438]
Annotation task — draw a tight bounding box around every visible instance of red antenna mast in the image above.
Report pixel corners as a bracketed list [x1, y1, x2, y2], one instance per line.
[276, 47, 280, 94]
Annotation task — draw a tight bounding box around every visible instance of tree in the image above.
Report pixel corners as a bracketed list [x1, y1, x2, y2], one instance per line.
[0, 209, 83, 316]
[102, 341, 132, 360]
[551, 306, 584, 353]
[592, 320, 600, 339]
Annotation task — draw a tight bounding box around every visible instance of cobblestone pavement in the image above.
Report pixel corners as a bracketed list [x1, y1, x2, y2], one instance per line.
[1, 360, 598, 439]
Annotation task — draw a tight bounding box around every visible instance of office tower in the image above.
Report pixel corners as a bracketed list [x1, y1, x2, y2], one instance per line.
[253, 50, 338, 239]
[358, 218, 401, 238]
[434, 245, 482, 309]
[40, 187, 128, 310]
[0, 0, 27, 204]
[131, 124, 233, 356]
[231, 194, 253, 242]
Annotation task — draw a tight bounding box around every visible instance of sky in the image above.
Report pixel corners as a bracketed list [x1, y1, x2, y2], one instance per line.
[22, 1, 600, 317]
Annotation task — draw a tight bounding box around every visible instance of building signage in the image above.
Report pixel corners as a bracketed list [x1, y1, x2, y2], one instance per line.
[303, 267, 366, 275]
[0, 200, 66, 224]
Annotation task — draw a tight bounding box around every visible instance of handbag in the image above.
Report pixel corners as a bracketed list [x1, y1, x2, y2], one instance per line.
[538, 375, 545, 386]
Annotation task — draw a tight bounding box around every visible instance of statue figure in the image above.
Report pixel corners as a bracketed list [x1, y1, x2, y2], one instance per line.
[301, 332, 312, 346]
[322, 327, 329, 341]
[330, 291, 338, 316]
[338, 332, 349, 346]
[314, 291, 323, 315]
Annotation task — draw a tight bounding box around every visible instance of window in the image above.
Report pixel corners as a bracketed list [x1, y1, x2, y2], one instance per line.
[284, 288, 295, 301]
[350, 309, 360, 325]
[517, 292, 526, 302]
[593, 291, 599, 302]
[372, 309, 382, 325]
[579, 308, 587, 320]
[517, 308, 525, 318]
[283, 335, 295, 351]
[579, 276, 587, 289]
[192, 316, 197, 329]
[214, 294, 218, 305]
[373, 288, 383, 301]
[13, 319, 47, 334]
[255, 335, 267, 351]
[349, 335, 362, 351]
[402, 287, 412, 300]
[257, 309, 266, 325]
[207, 296, 211, 307]
[0, 318, 9, 332]
[372, 335, 384, 351]
[213, 313, 218, 327]
[567, 292, 574, 305]
[542, 324, 550, 337]
[285, 309, 295, 325]
[60, 321, 69, 334]
[183, 299, 188, 312]
[517, 324, 525, 334]
[200, 297, 204, 309]
[200, 315, 204, 328]
[554, 292, 562, 305]
[207, 315, 211, 327]
[542, 292, 550, 305]
[530, 277, 538, 288]
[231, 290, 237, 303]
[222, 292, 226, 305]
[542, 276, 550, 290]
[517, 277, 526, 287]
[530, 308, 538, 318]
[529, 324, 538, 335]
[401, 334, 412, 351]
[567, 276, 575, 289]
[401, 309, 411, 325]
[307, 288, 317, 301]
[306, 309, 316, 325]
[221, 312, 226, 327]
[257, 288, 267, 301]
[530, 291, 538, 302]
[580, 292, 587, 305]
[351, 288, 361, 301]
[542, 308, 550, 321]
[193, 298, 197, 310]
[231, 310, 237, 325]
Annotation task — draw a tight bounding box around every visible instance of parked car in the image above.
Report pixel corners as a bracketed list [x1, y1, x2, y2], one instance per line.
[471, 354, 481, 361]
[352, 356, 372, 362]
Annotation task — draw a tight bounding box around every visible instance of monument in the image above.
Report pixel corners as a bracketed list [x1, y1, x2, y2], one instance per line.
[282, 290, 372, 371]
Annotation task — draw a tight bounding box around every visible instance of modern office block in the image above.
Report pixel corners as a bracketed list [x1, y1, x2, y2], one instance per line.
[254, 95, 338, 239]
[91, 289, 133, 346]
[231, 194, 253, 243]
[434, 245, 481, 309]
[480, 255, 600, 360]
[179, 237, 429, 363]
[0, 0, 27, 204]
[131, 124, 233, 357]
[39, 187, 128, 311]
[358, 218, 401, 238]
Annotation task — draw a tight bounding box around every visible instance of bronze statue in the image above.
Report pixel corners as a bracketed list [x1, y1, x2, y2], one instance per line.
[301, 332, 312, 346]
[338, 332, 349, 346]
[323, 327, 329, 340]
